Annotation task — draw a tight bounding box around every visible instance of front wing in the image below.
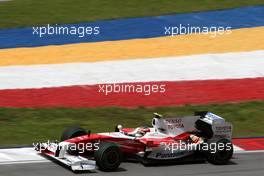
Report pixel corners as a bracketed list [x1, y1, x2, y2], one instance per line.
[37, 142, 96, 171]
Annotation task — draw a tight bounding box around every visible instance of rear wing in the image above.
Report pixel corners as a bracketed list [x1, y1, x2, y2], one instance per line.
[195, 111, 233, 140]
[152, 112, 232, 139]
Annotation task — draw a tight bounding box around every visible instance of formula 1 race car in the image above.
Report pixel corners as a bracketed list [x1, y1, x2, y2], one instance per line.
[35, 111, 233, 172]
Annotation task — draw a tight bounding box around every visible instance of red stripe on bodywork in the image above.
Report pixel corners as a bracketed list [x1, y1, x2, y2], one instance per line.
[0, 78, 264, 108]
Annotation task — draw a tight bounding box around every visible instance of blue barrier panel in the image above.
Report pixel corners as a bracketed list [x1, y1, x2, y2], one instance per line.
[0, 6, 264, 49]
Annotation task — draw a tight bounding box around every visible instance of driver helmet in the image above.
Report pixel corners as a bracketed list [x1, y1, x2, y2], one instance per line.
[153, 112, 163, 119]
[135, 127, 150, 137]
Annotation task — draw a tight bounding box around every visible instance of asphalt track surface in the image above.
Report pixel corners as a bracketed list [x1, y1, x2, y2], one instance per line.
[0, 152, 263, 176]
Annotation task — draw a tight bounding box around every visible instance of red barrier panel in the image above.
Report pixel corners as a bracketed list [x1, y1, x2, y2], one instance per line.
[0, 78, 264, 108]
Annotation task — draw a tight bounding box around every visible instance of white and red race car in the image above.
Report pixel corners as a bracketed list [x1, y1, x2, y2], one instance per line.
[35, 111, 233, 172]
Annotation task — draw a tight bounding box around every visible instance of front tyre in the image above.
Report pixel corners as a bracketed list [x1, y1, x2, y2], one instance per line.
[61, 126, 87, 141]
[95, 142, 122, 171]
[203, 138, 233, 165]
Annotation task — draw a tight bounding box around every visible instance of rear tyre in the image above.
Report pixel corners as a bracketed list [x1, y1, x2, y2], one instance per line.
[95, 142, 122, 171]
[202, 138, 233, 165]
[61, 126, 87, 141]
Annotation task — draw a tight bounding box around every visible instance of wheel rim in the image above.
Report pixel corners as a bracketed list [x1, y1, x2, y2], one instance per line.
[216, 141, 232, 161]
[106, 150, 119, 165]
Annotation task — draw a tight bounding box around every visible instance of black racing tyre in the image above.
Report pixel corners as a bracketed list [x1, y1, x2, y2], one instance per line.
[202, 138, 233, 165]
[61, 126, 87, 141]
[94, 142, 122, 171]
[141, 158, 152, 166]
[140, 151, 153, 166]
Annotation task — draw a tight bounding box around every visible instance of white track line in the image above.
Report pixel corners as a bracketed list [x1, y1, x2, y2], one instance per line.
[0, 147, 46, 164]
[0, 153, 14, 160]
[0, 50, 263, 90]
[233, 145, 244, 152]
[0, 160, 50, 165]
[235, 150, 264, 154]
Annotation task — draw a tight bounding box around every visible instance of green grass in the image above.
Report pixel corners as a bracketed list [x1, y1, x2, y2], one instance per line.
[0, 101, 264, 146]
[0, 0, 264, 28]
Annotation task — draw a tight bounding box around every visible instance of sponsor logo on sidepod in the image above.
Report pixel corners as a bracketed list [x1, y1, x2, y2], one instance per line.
[155, 151, 188, 159]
